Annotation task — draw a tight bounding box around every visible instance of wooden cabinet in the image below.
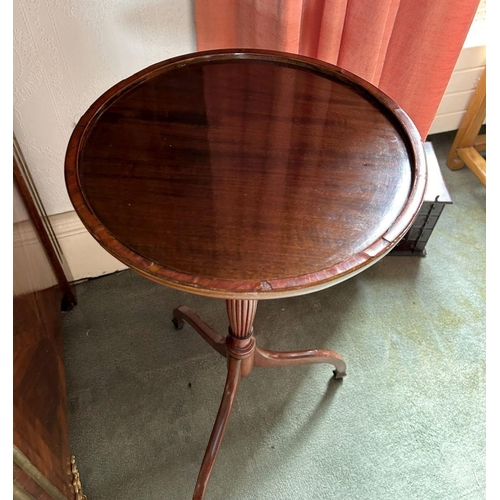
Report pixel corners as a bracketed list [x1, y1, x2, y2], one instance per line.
[13, 142, 80, 500]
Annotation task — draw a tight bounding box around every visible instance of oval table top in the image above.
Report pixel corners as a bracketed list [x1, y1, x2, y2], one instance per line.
[65, 49, 426, 299]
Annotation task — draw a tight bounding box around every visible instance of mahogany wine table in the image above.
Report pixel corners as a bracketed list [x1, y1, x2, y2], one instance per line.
[65, 50, 426, 499]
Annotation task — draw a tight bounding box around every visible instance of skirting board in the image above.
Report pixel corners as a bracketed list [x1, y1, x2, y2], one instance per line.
[49, 211, 128, 282]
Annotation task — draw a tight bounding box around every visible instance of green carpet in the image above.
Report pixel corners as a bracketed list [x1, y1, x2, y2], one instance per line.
[63, 131, 486, 499]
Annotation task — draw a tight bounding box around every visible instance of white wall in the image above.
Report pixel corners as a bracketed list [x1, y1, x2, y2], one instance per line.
[14, 0, 196, 216]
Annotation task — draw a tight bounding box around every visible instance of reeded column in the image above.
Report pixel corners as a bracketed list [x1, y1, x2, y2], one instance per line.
[226, 299, 257, 337]
[225, 300, 258, 376]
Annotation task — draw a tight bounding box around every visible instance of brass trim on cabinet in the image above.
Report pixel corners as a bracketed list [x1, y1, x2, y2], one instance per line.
[13, 483, 35, 500]
[13, 446, 68, 500]
[71, 455, 88, 500]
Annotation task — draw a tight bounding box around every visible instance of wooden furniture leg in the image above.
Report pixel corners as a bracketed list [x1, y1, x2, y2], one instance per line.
[172, 306, 227, 357]
[446, 67, 486, 185]
[191, 300, 256, 499]
[172, 299, 346, 499]
[254, 344, 346, 379]
[193, 357, 241, 500]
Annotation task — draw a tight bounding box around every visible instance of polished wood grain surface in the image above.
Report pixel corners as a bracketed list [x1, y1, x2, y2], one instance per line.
[14, 175, 75, 499]
[14, 460, 53, 499]
[14, 288, 74, 499]
[66, 50, 426, 298]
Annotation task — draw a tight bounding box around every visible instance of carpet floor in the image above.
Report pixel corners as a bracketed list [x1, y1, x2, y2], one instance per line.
[63, 131, 486, 500]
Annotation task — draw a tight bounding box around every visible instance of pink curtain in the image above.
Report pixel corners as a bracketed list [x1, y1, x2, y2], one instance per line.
[195, 0, 480, 139]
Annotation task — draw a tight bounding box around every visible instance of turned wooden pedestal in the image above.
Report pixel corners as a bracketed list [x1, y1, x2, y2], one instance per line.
[173, 300, 346, 499]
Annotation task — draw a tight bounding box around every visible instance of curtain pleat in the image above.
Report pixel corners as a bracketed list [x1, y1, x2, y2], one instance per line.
[315, 0, 348, 64]
[378, 0, 480, 138]
[337, 0, 401, 84]
[195, 0, 481, 138]
[195, 0, 238, 50]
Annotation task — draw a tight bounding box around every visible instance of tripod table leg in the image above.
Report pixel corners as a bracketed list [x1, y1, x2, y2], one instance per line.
[192, 357, 242, 500]
[173, 306, 227, 357]
[254, 344, 346, 379]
